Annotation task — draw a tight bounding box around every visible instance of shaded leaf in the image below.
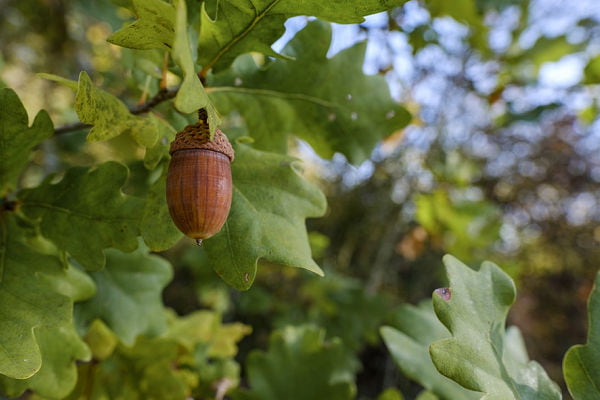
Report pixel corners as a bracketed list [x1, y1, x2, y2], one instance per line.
[172, 0, 220, 131]
[240, 325, 356, 400]
[429, 255, 561, 400]
[74, 243, 172, 346]
[381, 301, 480, 400]
[19, 162, 144, 270]
[563, 271, 600, 399]
[143, 114, 176, 169]
[199, 0, 409, 72]
[66, 336, 190, 400]
[140, 171, 183, 251]
[0, 88, 53, 195]
[204, 143, 327, 290]
[0, 217, 90, 383]
[210, 21, 411, 164]
[107, 0, 175, 50]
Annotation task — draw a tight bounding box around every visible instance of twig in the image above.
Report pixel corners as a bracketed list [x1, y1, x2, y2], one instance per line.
[53, 87, 179, 135]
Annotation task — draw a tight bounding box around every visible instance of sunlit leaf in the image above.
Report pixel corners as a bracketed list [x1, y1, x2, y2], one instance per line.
[0, 88, 53, 195]
[19, 162, 144, 270]
[210, 21, 410, 164]
[199, 0, 409, 72]
[429, 255, 562, 399]
[563, 271, 600, 399]
[107, 0, 175, 50]
[381, 301, 480, 400]
[75, 243, 172, 346]
[204, 143, 327, 290]
[172, 0, 220, 131]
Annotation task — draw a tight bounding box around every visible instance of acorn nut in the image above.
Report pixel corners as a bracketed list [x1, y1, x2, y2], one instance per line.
[166, 114, 234, 245]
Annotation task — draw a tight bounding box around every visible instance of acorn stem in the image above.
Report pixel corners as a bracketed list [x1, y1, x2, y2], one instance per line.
[196, 239, 203, 247]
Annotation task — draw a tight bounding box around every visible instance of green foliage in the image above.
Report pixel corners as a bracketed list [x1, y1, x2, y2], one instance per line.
[140, 171, 183, 251]
[0, 88, 53, 195]
[19, 162, 144, 270]
[381, 301, 480, 400]
[204, 143, 327, 290]
[74, 243, 172, 346]
[563, 271, 600, 399]
[429, 255, 562, 399]
[0, 216, 91, 388]
[171, 0, 220, 131]
[210, 21, 411, 163]
[66, 311, 250, 400]
[107, 0, 175, 50]
[415, 189, 501, 261]
[236, 325, 357, 400]
[41, 72, 160, 146]
[198, 0, 409, 72]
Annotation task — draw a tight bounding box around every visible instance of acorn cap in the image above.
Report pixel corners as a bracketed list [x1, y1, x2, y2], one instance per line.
[169, 120, 234, 162]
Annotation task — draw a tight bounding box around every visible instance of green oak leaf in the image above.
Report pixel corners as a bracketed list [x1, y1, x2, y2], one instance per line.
[66, 336, 189, 400]
[381, 301, 480, 400]
[143, 114, 176, 170]
[204, 143, 327, 290]
[0, 326, 91, 399]
[563, 271, 600, 399]
[140, 171, 183, 251]
[209, 21, 411, 164]
[74, 243, 172, 346]
[172, 0, 220, 132]
[198, 0, 409, 73]
[240, 325, 356, 400]
[0, 217, 90, 384]
[429, 255, 561, 400]
[0, 88, 53, 195]
[41, 72, 159, 146]
[107, 0, 175, 50]
[19, 162, 144, 270]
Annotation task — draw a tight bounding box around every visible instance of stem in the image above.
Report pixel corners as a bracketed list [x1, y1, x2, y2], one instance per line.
[53, 87, 178, 135]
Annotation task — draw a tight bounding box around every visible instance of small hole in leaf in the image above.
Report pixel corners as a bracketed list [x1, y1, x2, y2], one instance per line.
[346, 94, 352, 101]
[328, 113, 337, 121]
[351, 112, 358, 120]
[235, 77, 243, 86]
[386, 110, 395, 119]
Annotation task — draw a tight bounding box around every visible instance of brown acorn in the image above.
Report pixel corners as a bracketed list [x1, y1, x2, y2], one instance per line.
[166, 112, 234, 245]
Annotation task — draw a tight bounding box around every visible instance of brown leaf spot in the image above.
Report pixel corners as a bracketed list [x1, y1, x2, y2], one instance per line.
[435, 287, 451, 301]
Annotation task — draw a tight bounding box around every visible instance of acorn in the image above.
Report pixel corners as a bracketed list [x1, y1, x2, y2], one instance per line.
[166, 111, 234, 245]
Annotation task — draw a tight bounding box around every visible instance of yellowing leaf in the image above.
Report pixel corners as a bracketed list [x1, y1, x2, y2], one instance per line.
[107, 0, 175, 50]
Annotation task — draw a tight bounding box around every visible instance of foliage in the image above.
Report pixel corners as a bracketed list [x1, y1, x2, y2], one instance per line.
[563, 271, 600, 399]
[234, 325, 357, 400]
[1, 0, 600, 398]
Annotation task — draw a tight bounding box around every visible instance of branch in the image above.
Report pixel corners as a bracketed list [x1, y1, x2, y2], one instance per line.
[53, 87, 179, 135]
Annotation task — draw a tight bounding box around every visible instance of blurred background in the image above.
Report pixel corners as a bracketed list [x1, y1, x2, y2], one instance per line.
[1, 0, 600, 398]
